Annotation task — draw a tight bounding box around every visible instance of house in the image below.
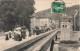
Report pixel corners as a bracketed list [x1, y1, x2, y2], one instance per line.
[30, 17, 51, 29]
[30, 8, 61, 34]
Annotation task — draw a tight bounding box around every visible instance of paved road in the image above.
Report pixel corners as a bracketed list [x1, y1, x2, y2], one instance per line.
[0, 31, 5, 37]
[53, 44, 59, 51]
[53, 32, 60, 51]
[0, 29, 59, 51]
[0, 35, 37, 51]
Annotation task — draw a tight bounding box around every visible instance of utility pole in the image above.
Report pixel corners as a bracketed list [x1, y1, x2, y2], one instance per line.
[79, 6, 80, 31]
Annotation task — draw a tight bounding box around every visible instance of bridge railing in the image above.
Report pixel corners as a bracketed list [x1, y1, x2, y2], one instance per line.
[2, 29, 59, 51]
[25, 29, 59, 51]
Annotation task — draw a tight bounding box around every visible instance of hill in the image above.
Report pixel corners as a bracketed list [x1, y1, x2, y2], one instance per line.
[32, 5, 79, 20]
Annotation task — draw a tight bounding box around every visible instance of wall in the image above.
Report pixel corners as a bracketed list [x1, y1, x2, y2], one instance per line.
[71, 31, 80, 41]
[60, 22, 72, 41]
[31, 17, 51, 29]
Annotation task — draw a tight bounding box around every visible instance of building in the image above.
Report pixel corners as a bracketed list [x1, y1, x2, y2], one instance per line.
[30, 9, 61, 34]
[60, 20, 72, 41]
[31, 17, 51, 29]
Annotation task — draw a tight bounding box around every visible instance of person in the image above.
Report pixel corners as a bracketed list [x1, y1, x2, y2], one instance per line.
[8, 31, 12, 38]
[21, 30, 26, 39]
[11, 30, 15, 39]
[35, 26, 39, 35]
[33, 28, 36, 35]
[5, 32, 9, 40]
[29, 30, 32, 37]
[26, 29, 29, 38]
[14, 28, 22, 41]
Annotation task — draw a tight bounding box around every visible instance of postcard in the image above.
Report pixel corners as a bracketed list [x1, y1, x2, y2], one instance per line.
[0, 0, 80, 51]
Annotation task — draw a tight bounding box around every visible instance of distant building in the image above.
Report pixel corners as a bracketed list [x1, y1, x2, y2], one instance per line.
[31, 17, 51, 29]
[30, 16, 52, 34]
[51, 19, 60, 28]
[30, 9, 61, 34]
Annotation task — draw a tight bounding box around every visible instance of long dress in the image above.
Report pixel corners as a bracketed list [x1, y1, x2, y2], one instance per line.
[21, 30, 26, 39]
[5, 32, 9, 40]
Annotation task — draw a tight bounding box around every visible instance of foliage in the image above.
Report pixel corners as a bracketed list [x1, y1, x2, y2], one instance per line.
[0, 0, 35, 31]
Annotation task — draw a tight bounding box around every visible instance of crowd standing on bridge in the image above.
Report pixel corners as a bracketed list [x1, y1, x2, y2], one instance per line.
[5, 26, 28, 41]
[5, 24, 56, 41]
[32, 24, 56, 35]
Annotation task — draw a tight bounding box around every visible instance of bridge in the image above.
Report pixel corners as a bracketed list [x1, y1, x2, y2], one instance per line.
[0, 28, 60, 51]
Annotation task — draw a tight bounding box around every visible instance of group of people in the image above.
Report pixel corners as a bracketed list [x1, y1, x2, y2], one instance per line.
[5, 24, 56, 41]
[5, 26, 28, 41]
[32, 24, 57, 35]
[33, 26, 51, 35]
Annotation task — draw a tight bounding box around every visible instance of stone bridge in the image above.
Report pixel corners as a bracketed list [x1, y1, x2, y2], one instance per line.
[0, 29, 60, 51]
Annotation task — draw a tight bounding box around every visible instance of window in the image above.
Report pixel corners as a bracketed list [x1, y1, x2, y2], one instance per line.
[65, 25, 67, 28]
[62, 25, 64, 27]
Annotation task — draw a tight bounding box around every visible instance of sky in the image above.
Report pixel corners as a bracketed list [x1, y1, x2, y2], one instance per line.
[34, 0, 79, 13]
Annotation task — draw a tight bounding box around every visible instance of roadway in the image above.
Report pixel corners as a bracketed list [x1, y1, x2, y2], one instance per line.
[0, 29, 60, 51]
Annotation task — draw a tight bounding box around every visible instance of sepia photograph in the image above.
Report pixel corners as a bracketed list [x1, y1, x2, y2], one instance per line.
[0, 0, 80, 51]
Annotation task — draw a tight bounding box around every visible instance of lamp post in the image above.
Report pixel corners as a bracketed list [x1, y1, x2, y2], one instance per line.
[73, 10, 78, 31]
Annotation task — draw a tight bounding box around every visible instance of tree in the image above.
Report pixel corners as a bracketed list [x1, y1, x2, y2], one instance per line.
[0, 0, 35, 31]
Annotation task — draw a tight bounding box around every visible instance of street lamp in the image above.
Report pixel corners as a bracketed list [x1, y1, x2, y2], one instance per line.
[73, 10, 78, 31]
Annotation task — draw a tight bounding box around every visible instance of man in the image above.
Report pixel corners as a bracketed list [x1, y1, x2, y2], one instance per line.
[8, 31, 12, 38]
[21, 29, 26, 39]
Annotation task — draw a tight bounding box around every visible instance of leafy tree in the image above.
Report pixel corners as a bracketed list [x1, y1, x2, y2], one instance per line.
[0, 0, 35, 31]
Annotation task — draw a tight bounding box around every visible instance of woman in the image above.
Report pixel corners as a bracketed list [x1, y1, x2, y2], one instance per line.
[5, 32, 9, 40]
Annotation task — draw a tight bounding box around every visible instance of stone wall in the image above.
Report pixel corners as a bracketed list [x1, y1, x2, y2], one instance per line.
[71, 31, 80, 41]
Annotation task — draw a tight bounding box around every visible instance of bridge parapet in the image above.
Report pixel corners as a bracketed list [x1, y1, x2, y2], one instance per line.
[31, 30, 59, 51]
